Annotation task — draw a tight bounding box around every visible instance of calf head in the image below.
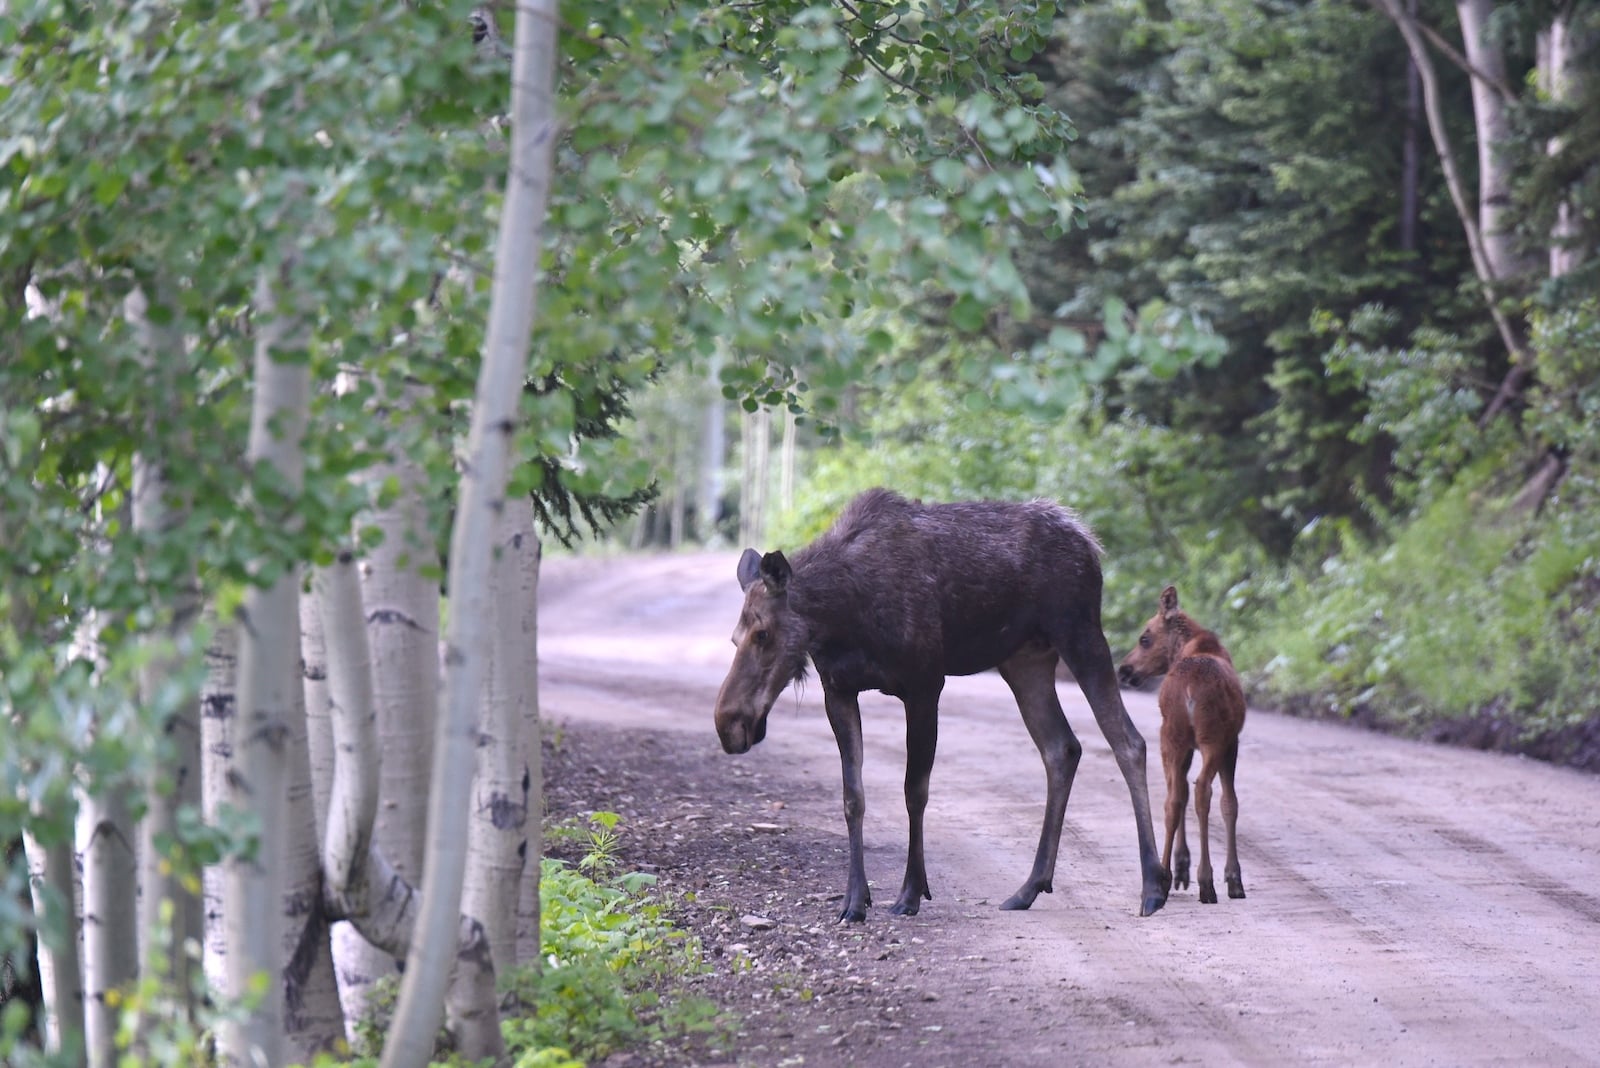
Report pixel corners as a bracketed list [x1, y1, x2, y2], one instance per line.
[1118, 585, 1195, 687]
[714, 548, 811, 754]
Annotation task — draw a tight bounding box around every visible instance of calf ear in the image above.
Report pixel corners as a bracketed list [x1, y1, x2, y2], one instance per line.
[736, 548, 763, 591]
[1160, 585, 1180, 617]
[760, 551, 792, 595]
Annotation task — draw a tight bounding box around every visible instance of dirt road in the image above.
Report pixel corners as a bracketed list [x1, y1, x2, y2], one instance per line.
[539, 551, 1600, 1067]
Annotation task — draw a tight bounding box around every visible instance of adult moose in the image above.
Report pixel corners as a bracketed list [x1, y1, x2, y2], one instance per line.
[713, 489, 1168, 922]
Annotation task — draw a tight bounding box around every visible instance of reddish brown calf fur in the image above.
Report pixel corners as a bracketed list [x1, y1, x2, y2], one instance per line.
[1119, 586, 1246, 903]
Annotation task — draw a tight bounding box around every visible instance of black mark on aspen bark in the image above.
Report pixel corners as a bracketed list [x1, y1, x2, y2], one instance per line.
[365, 608, 426, 632]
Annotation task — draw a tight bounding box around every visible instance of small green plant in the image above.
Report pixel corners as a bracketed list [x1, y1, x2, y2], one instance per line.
[499, 814, 734, 1065]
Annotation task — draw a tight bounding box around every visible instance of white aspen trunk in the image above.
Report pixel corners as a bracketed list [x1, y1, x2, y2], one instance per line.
[79, 778, 137, 1068]
[780, 404, 797, 515]
[698, 353, 726, 544]
[200, 618, 237, 995]
[23, 826, 84, 1061]
[301, 589, 335, 849]
[1540, 15, 1579, 278]
[1369, 0, 1530, 422]
[67, 596, 138, 1068]
[280, 593, 345, 1060]
[465, 494, 538, 973]
[380, 1, 558, 1060]
[669, 481, 686, 549]
[316, 556, 382, 911]
[320, 551, 503, 1057]
[219, 266, 311, 1068]
[338, 385, 439, 1028]
[1456, 0, 1528, 282]
[125, 285, 204, 1026]
[739, 407, 771, 547]
[515, 534, 542, 970]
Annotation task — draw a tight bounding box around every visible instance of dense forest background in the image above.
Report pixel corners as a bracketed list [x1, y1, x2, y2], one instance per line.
[622, 0, 1600, 765]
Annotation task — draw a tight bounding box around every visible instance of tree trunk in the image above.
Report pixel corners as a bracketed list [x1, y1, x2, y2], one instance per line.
[301, 587, 335, 849]
[22, 825, 84, 1062]
[361, 403, 438, 890]
[219, 265, 311, 1068]
[338, 385, 440, 1025]
[1400, 0, 1422, 254]
[125, 284, 204, 1028]
[79, 774, 137, 1068]
[698, 353, 726, 544]
[739, 407, 771, 548]
[465, 494, 539, 973]
[281, 601, 345, 1061]
[380, 0, 559, 1060]
[1368, 0, 1531, 423]
[319, 551, 504, 1060]
[200, 618, 237, 995]
[1456, 0, 1526, 282]
[780, 404, 797, 515]
[516, 539, 542, 970]
[1540, 13, 1580, 279]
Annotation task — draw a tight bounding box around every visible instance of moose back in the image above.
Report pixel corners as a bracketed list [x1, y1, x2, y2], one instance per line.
[712, 488, 1168, 921]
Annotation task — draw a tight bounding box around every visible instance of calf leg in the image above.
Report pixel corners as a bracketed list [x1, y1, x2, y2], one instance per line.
[891, 690, 941, 915]
[1193, 751, 1220, 904]
[1055, 623, 1168, 916]
[997, 651, 1082, 911]
[1220, 742, 1245, 899]
[1161, 748, 1193, 893]
[824, 688, 872, 923]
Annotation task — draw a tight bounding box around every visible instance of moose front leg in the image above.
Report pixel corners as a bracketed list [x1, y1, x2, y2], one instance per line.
[890, 690, 941, 916]
[824, 688, 871, 923]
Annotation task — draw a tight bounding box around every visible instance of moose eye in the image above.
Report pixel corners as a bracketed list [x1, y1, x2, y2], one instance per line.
[1139, 633, 1152, 648]
[755, 629, 770, 646]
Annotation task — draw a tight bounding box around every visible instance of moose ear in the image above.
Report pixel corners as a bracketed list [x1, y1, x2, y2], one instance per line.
[736, 548, 763, 592]
[1159, 585, 1180, 616]
[759, 551, 792, 595]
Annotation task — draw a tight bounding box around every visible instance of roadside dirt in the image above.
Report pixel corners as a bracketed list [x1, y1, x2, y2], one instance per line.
[538, 550, 1600, 1068]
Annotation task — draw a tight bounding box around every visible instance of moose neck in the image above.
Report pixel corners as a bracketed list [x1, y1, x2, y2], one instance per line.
[1181, 626, 1232, 665]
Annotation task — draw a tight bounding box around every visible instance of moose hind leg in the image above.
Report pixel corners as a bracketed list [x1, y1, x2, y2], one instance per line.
[1056, 621, 1168, 916]
[1193, 752, 1220, 904]
[1220, 742, 1245, 899]
[825, 690, 872, 922]
[1162, 748, 1192, 894]
[996, 652, 1082, 911]
[891, 692, 940, 916]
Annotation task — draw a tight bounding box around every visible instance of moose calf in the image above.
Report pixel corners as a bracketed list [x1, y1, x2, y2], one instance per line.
[1119, 586, 1246, 903]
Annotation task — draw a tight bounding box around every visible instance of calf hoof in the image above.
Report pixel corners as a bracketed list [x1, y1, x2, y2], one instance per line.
[1198, 879, 1218, 905]
[1159, 867, 1173, 898]
[1227, 875, 1246, 900]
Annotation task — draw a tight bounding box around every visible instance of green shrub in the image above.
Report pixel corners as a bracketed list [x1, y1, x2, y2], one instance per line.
[499, 815, 731, 1066]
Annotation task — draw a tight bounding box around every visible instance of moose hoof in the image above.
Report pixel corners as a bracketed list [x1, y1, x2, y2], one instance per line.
[1227, 876, 1246, 900]
[1199, 880, 1218, 904]
[837, 905, 867, 923]
[1140, 890, 1167, 917]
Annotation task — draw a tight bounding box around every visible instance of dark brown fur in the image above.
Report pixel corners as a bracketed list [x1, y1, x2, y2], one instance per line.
[714, 488, 1167, 922]
[1119, 586, 1247, 903]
